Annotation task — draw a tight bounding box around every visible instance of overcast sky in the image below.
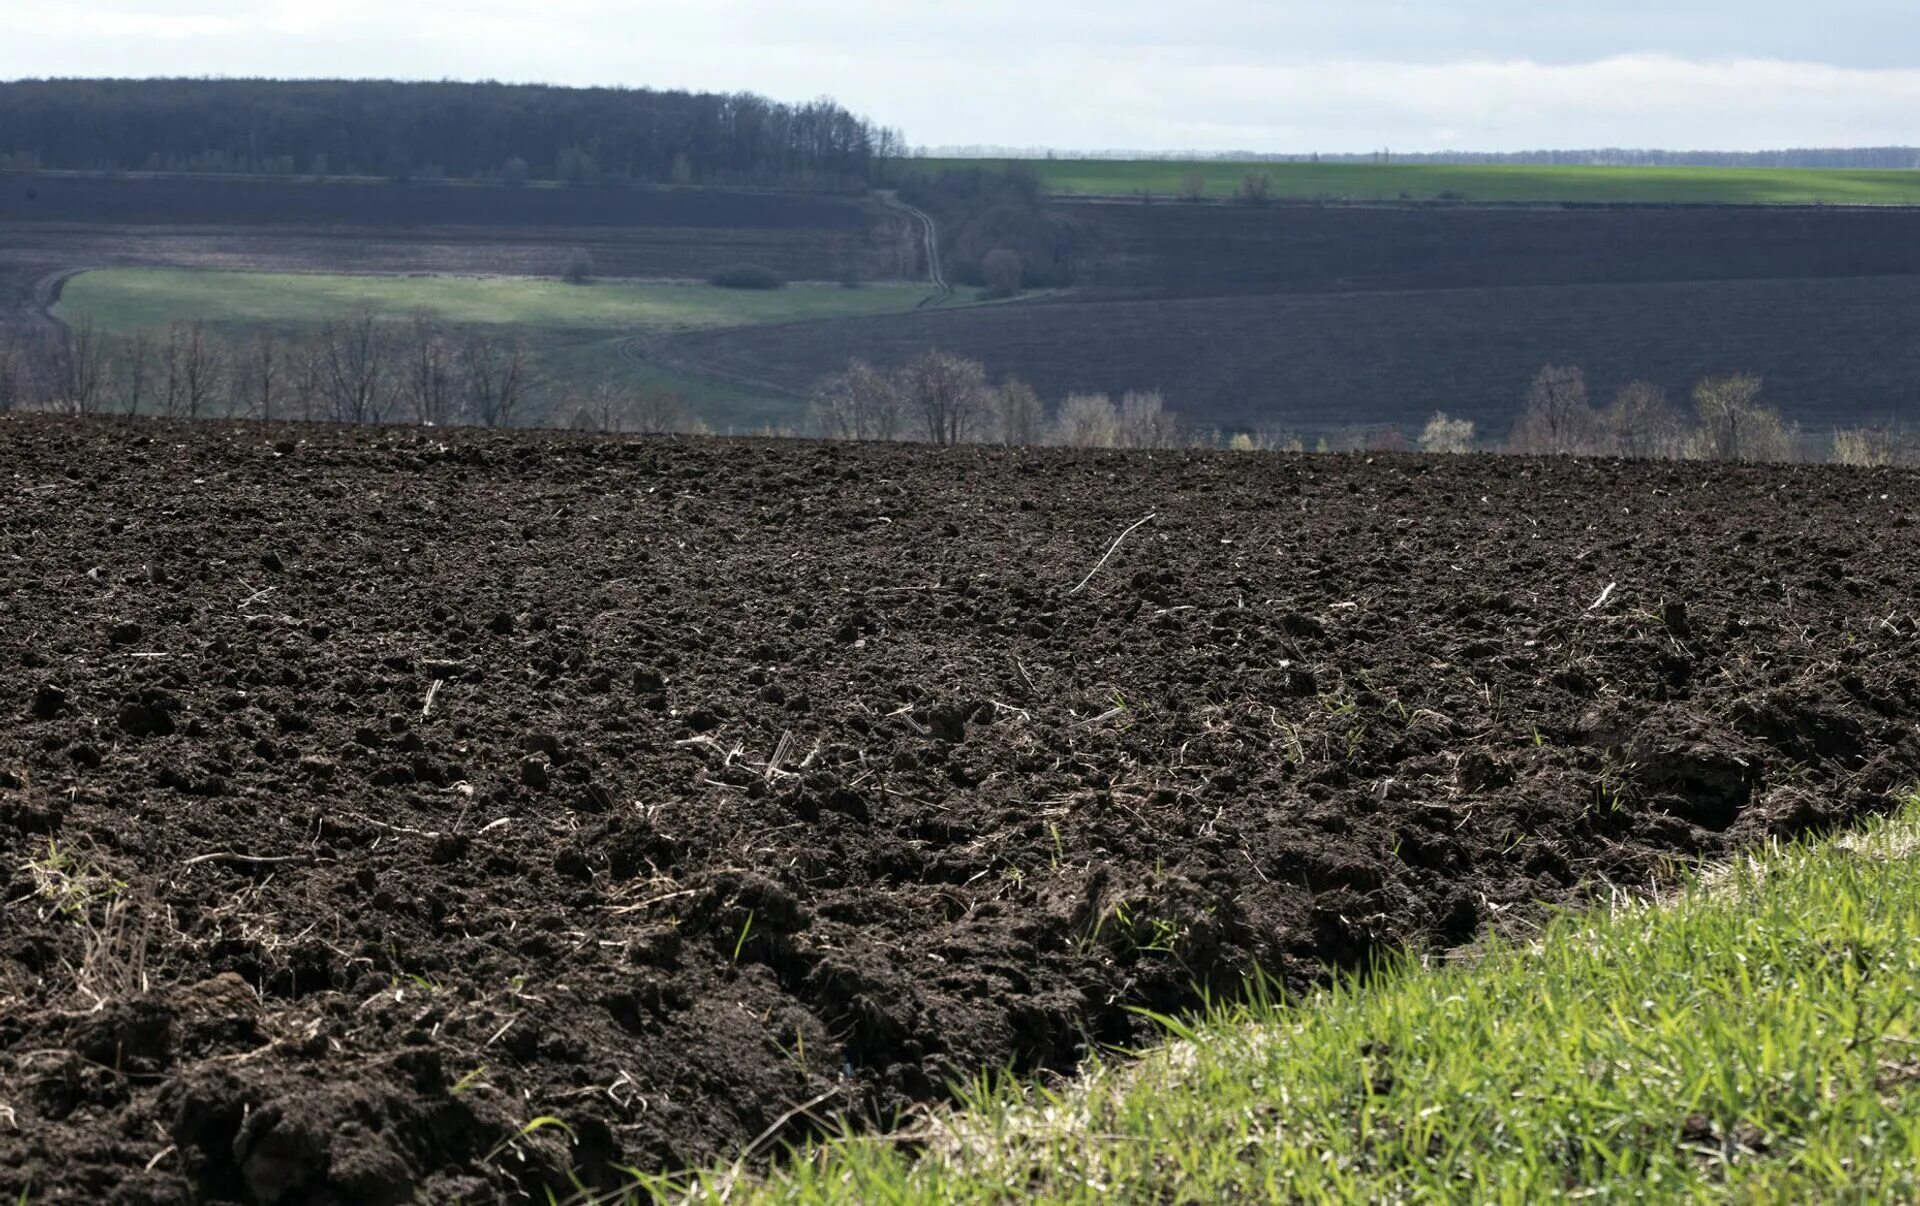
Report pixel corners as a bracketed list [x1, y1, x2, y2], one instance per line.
[4, 1, 1917, 152]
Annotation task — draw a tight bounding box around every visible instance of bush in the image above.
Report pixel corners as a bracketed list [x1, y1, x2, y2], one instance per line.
[1506, 364, 1600, 455]
[1601, 381, 1688, 459]
[1832, 427, 1901, 467]
[1417, 412, 1475, 454]
[1227, 428, 1304, 452]
[981, 248, 1024, 299]
[708, 264, 786, 290]
[1050, 392, 1119, 447]
[1689, 374, 1794, 463]
[561, 248, 595, 285]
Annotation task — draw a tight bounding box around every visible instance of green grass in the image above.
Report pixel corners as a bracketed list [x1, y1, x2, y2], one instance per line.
[56, 268, 937, 334]
[911, 158, 1920, 206]
[617, 798, 1920, 1202]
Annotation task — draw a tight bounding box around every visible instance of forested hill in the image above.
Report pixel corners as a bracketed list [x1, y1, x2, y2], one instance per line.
[0, 78, 904, 188]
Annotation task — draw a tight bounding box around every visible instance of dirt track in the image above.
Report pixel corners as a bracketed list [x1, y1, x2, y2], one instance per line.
[3, 416, 1919, 1203]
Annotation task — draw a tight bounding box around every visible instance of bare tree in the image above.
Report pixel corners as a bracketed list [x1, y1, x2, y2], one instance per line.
[315, 312, 391, 424]
[1050, 392, 1119, 447]
[1236, 171, 1272, 205]
[1690, 374, 1792, 463]
[112, 331, 155, 417]
[1417, 411, 1475, 454]
[285, 332, 329, 422]
[899, 349, 988, 446]
[1507, 364, 1600, 455]
[0, 329, 60, 412]
[1179, 170, 1207, 202]
[55, 315, 111, 415]
[808, 359, 903, 441]
[0, 332, 30, 413]
[625, 391, 707, 435]
[559, 380, 623, 434]
[396, 314, 459, 425]
[242, 330, 282, 422]
[1601, 380, 1687, 459]
[459, 329, 533, 428]
[981, 249, 1023, 299]
[992, 377, 1043, 446]
[161, 320, 225, 419]
[1116, 389, 1179, 448]
[562, 379, 708, 435]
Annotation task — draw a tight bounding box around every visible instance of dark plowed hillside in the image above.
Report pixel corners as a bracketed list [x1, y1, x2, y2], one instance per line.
[0, 174, 913, 296]
[0, 172, 870, 230]
[658, 274, 1920, 434]
[1061, 200, 1920, 297]
[3, 416, 1919, 1202]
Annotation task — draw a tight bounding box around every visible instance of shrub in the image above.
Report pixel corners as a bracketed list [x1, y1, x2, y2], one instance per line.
[1366, 427, 1411, 452]
[993, 377, 1043, 446]
[708, 264, 786, 290]
[1832, 427, 1900, 467]
[1050, 392, 1119, 447]
[1601, 381, 1688, 459]
[809, 360, 903, 441]
[561, 380, 707, 435]
[981, 249, 1024, 299]
[899, 350, 991, 445]
[1507, 364, 1600, 455]
[1117, 389, 1180, 448]
[1226, 427, 1304, 452]
[1689, 374, 1794, 463]
[561, 248, 595, 285]
[1417, 412, 1475, 454]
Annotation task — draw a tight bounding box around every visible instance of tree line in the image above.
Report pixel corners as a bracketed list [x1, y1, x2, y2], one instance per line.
[0, 315, 701, 434]
[5, 321, 1913, 465]
[0, 79, 904, 189]
[1504, 364, 1808, 462]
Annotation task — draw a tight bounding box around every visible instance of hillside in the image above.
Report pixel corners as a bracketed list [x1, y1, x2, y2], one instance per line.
[911, 157, 1920, 205]
[0, 172, 918, 320]
[652, 274, 1920, 436]
[1056, 199, 1920, 296]
[16, 165, 1920, 439]
[649, 196, 1920, 436]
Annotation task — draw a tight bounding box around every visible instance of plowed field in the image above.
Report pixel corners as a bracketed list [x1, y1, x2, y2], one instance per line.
[3, 416, 1917, 1202]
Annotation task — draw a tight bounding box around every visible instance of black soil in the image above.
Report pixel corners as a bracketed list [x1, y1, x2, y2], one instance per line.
[3, 416, 1918, 1203]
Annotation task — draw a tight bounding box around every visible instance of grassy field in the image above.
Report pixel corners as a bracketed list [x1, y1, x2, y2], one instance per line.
[54, 268, 945, 430]
[911, 158, 1920, 205]
[57, 268, 937, 334]
[636, 797, 1920, 1202]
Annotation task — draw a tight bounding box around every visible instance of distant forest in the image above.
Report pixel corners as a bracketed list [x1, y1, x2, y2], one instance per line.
[0, 78, 905, 188]
[926, 146, 1920, 170]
